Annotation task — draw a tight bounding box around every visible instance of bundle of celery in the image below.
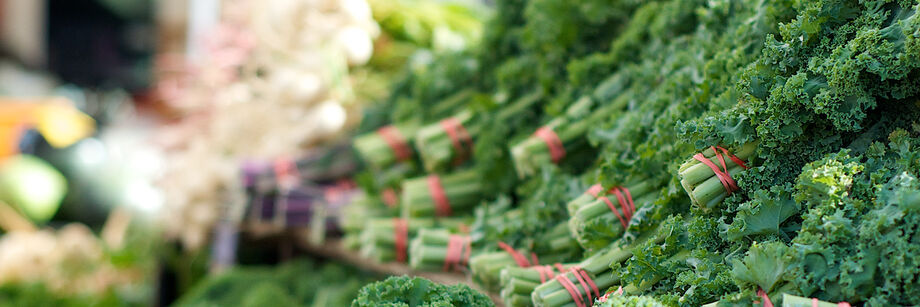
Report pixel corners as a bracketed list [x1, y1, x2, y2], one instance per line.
[400, 169, 483, 217]
[415, 92, 544, 172]
[408, 228, 471, 272]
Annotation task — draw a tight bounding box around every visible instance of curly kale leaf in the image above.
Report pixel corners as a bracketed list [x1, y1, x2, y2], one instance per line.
[722, 186, 800, 242]
[351, 276, 493, 307]
[730, 241, 791, 293]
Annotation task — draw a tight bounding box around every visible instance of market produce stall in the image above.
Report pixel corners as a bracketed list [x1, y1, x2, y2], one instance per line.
[1, 0, 919, 306]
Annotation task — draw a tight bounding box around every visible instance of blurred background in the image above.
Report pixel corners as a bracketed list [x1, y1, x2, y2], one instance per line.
[0, 0, 485, 305]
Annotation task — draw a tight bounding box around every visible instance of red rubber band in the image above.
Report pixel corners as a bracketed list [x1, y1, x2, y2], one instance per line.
[600, 196, 628, 229]
[497, 242, 532, 267]
[443, 235, 471, 272]
[394, 218, 408, 263]
[586, 184, 604, 197]
[692, 145, 747, 194]
[382, 188, 399, 208]
[427, 175, 452, 216]
[614, 286, 624, 295]
[535, 126, 566, 163]
[756, 289, 774, 307]
[536, 265, 554, 283]
[716, 146, 749, 169]
[838, 303, 852, 307]
[611, 187, 635, 222]
[579, 268, 600, 299]
[554, 263, 567, 273]
[555, 274, 586, 307]
[571, 267, 599, 302]
[377, 126, 412, 162]
[812, 298, 819, 307]
[530, 253, 540, 266]
[440, 117, 473, 164]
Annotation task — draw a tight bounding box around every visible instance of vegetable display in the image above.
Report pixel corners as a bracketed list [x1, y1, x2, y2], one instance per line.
[330, 0, 920, 306]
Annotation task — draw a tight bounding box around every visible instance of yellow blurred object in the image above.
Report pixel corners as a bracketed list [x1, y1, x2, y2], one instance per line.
[0, 97, 96, 158]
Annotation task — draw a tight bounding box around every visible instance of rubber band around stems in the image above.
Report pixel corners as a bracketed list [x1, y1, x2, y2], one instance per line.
[692, 146, 749, 194]
[393, 218, 408, 263]
[497, 242, 532, 267]
[381, 188, 399, 208]
[535, 126, 566, 163]
[555, 274, 587, 307]
[443, 235, 471, 272]
[377, 125, 412, 162]
[586, 184, 636, 229]
[571, 267, 599, 303]
[427, 175, 452, 216]
[440, 117, 473, 165]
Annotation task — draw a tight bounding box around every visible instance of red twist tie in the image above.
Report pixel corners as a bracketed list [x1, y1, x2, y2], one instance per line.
[600, 196, 629, 230]
[586, 184, 604, 198]
[440, 117, 473, 165]
[393, 218, 408, 263]
[377, 126, 412, 162]
[756, 289, 774, 307]
[555, 274, 586, 307]
[571, 267, 599, 303]
[534, 127, 566, 163]
[530, 253, 540, 266]
[427, 175, 452, 217]
[611, 187, 636, 222]
[381, 188, 399, 208]
[692, 146, 748, 194]
[497, 242, 532, 267]
[443, 235, 471, 272]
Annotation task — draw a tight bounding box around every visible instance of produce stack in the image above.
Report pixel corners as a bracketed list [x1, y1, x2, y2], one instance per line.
[336, 0, 920, 306]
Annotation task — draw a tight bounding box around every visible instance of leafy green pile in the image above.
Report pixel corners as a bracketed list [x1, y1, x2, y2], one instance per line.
[340, 0, 920, 306]
[351, 275, 493, 307]
[174, 259, 377, 307]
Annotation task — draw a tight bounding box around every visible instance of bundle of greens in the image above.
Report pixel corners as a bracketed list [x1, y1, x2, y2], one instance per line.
[724, 130, 920, 306]
[499, 263, 574, 307]
[530, 237, 651, 307]
[677, 143, 758, 210]
[341, 191, 396, 250]
[358, 218, 435, 263]
[408, 228, 471, 272]
[400, 169, 483, 217]
[351, 275, 493, 306]
[352, 123, 419, 174]
[470, 223, 578, 294]
[415, 92, 544, 172]
[678, 0, 920, 211]
[566, 182, 658, 252]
